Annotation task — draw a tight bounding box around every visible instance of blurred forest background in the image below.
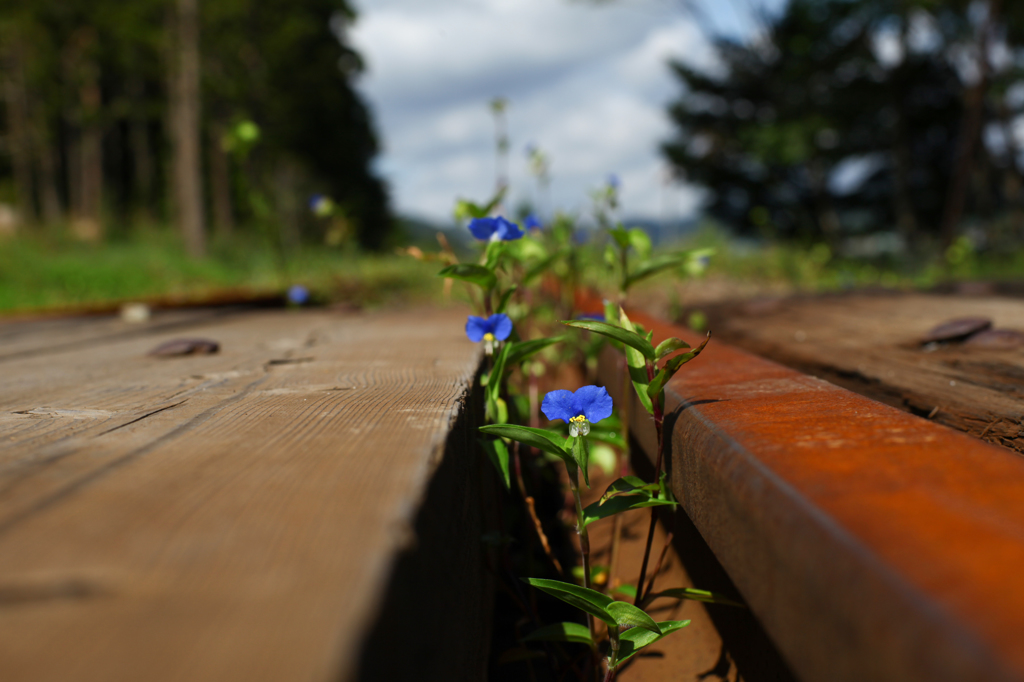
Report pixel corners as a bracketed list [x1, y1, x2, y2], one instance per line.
[1, 0, 1023, 311]
[666, 0, 1024, 262]
[0, 0, 388, 256]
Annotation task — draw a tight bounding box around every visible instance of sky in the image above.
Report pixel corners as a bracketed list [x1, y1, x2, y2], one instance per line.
[347, 0, 783, 225]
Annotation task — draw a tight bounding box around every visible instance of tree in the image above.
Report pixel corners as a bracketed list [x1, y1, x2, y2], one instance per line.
[170, 0, 206, 257]
[0, 0, 391, 251]
[663, 0, 1022, 248]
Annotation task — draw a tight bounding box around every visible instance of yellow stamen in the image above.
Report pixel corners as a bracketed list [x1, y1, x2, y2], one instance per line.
[483, 333, 495, 342]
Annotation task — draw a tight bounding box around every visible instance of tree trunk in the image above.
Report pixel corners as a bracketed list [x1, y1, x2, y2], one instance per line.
[939, 0, 1001, 249]
[2, 39, 36, 227]
[62, 29, 103, 241]
[170, 0, 206, 257]
[128, 76, 154, 221]
[208, 122, 234, 237]
[891, 18, 919, 250]
[78, 60, 103, 240]
[34, 129, 62, 225]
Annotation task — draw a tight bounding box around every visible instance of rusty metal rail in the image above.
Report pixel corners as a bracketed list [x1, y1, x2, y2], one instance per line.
[597, 306, 1024, 682]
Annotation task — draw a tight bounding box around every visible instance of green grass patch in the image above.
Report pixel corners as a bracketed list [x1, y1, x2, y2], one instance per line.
[0, 229, 441, 313]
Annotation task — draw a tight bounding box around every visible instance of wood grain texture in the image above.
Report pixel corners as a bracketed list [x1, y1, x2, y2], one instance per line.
[0, 306, 485, 681]
[707, 293, 1024, 453]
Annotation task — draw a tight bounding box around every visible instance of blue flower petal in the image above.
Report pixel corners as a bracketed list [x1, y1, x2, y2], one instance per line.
[494, 216, 524, 241]
[287, 284, 310, 305]
[468, 217, 497, 240]
[573, 385, 613, 424]
[541, 390, 576, 423]
[524, 214, 541, 230]
[465, 315, 488, 342]
[489, 313, 513, 341]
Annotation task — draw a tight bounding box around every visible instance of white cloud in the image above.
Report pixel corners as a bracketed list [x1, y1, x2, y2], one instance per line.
[348, 0, 736, 223]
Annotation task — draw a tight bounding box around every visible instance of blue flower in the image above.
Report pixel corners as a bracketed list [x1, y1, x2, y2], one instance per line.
[465, 313, 513, 355]
[542, 386, 613, 437]
[468, 216, 524, 241]
[308, 194, 334, 217]
[524, 214, 542, 231]
[575, 312, 605, 322]
[607, 174, 621, 190]
[287, 284, 310, 305]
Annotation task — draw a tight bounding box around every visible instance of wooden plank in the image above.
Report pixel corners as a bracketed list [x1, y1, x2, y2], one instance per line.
[597, 305, 1024, 682]
[705, 293, 1024, 453]
[0, 307, 487, 681]
[0, 307, 240, 362]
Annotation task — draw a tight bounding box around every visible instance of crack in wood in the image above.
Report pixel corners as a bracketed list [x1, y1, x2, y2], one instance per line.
[95, 400, 188, 437]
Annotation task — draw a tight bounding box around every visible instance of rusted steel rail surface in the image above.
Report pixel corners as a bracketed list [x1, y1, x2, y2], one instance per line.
[0, 307, 487, 681]
[597, 306, 1024, 682]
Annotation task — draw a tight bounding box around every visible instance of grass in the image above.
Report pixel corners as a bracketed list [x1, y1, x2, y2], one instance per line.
[0, 228, 442, 314]
[5, 220, 1022, 316]
[652, 224, 1024, 294]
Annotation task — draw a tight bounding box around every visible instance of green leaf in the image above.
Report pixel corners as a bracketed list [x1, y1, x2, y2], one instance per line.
[663, 331, 711, 374]
[522, 622, 593, 646]
[654, 337, 690, 360]
[485, 395, 509, 424]
[562, 319, 656, 361]
[627, 228, 652, 259]
[617, 620, 691, 665]
[453, 199, 486, 220]
[481, 187, 507, 215]
[480, 438, 511, 489]
[506, 336, 563, 367]
[573, 436, 591, 487]
[437, 263, 496, 291]
[646, 587, 745, 608]
[479, 424, 571, 462]
[609, 226, 630, 249]
[624, 253, 689, 289]
[607, 601, 661, 634]
[619, 308, 654, 415]
[645, 368, 670, 408]
[603, 299, 619, 324]
[599, 476, 660, 502]
[512, 235, 548, 262]
[582, 491, 676, 527]
[487, 340, 513, 404]
[484, 240, 506, 270]
[525, 578, 616, 627]
[647, 332, 711, 402]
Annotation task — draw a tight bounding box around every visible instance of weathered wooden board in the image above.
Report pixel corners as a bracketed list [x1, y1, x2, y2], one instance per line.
[0, 306, 486, 681]
[706, 293, 1024, 453]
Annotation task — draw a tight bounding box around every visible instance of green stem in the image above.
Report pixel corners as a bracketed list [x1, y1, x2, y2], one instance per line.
[568, 465, 595, 642]
[603, 626, 621, 682]
[635, 360, 665, 605]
